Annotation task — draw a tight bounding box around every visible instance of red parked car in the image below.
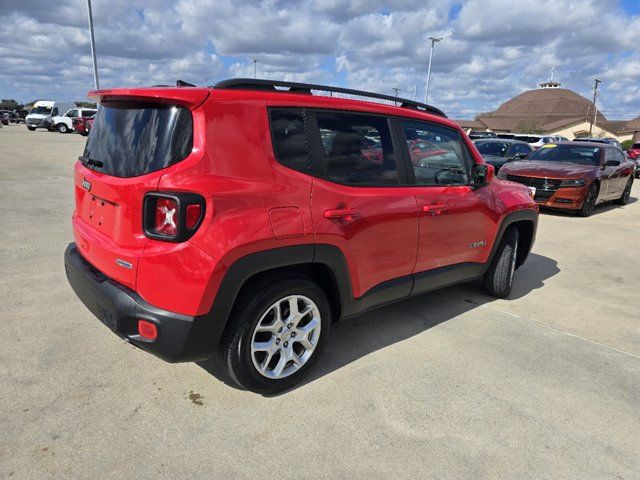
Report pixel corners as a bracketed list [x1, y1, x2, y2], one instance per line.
[64, 79, 538, 393]
[72, 116, 94, 136]
[627, 143, 640, 177]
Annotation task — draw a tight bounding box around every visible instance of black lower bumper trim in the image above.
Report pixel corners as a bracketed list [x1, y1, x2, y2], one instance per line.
[64, 243, 218, 363]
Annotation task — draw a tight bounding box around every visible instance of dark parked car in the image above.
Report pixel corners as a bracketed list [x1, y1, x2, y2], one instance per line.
[574, 137, 623, 151]
[473, 139, 533, 172]
[468, 130, 497, 140]
[498, 142, 634, 216]
[0, 110, 10, 125]
[10, 109, 28, 123]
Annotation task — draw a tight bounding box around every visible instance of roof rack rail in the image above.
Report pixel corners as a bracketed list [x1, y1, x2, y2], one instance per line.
[213, 78, 446, 118]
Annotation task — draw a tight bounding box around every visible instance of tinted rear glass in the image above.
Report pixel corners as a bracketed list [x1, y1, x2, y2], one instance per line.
[83, 102, 193, 178]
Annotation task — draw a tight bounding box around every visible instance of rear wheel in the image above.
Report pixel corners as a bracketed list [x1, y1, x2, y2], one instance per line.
[57, 123, 69, 133]
[578, 183, 598, 217]
[483, 227, 519, 298]
[26, 126, 36, 131]
[221, 275, 331, 394]
[615, 177, 633, 205]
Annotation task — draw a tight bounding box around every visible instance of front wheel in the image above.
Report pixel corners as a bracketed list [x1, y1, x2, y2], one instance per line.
[221, 275, 331, 394]
[57, 123, 69, 133]
[483, 227, 519, 298]
[26, 126, 36, 131]
[615, 177, 633, 205]
[578, 183, 598, 217]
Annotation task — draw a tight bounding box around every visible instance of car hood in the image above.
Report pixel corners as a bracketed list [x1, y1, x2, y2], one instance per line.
[500, 160, 598, 179]
[482, 155, 508, 165]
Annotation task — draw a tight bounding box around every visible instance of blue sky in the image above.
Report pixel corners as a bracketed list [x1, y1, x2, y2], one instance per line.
[1, 0, 639, 120]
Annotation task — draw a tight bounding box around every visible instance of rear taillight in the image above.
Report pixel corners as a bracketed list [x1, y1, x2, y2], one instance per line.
[185, 204, 202, 230]
[154, 198, 178, 236]
[143, 192, 205, 242]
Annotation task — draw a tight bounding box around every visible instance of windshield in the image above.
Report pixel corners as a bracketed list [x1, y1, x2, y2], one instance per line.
[528, 144, 602, 166]
[30, 106, 52, 115]
[632, 143, 640, 149]
[83, 101, 193, 178]
[475, 142, 509, 157]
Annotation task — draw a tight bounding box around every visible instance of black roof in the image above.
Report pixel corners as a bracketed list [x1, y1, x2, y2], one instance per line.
[213, 78, 446, 118]
[472, 138, 529, 145]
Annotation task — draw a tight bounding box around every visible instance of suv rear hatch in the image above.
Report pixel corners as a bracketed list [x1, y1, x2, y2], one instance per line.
[72, 87, 208, 289]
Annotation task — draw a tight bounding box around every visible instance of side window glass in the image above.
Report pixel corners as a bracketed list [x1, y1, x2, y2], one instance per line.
[511, 144, 531, 155]
[269, 108, 309, 173]
[615, 149, 625, 163]
[401, 120, 469, 186]
[67, 110, 78, 118]
[315, 111, 399, 186]
[604, 148, 614, 164]
[51, 107, 58, 117]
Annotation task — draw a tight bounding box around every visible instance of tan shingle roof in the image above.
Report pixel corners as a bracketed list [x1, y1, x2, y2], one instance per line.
[476, 88, 606, 133]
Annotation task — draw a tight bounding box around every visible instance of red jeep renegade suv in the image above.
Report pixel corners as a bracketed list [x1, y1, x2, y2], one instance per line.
[64, 79, 538, 393]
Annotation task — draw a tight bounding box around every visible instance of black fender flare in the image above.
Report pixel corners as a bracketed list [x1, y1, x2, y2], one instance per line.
[481, 208, 538, 274]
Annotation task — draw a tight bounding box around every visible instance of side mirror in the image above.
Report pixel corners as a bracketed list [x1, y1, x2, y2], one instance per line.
[471, 163, 494, 187]
[605, 160, 620, 167]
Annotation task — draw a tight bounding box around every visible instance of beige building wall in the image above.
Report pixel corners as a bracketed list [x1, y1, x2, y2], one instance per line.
[550, 121, 632, 142]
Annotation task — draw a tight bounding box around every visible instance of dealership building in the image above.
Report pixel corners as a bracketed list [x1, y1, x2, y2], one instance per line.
[457, 81, 640, 142]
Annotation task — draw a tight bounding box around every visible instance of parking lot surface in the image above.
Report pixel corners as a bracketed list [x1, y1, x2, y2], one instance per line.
[1, 125, 639, 479]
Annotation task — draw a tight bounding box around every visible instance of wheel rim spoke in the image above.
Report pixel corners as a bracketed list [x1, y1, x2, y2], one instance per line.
[250, 294, 322, 380]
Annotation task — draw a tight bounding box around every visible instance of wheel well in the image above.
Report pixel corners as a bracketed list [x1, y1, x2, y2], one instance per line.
[511, 220, 535, 268]
[232, 263, 341, 322]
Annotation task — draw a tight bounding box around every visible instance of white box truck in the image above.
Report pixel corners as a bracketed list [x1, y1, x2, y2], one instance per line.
[25, 101, 76, 131]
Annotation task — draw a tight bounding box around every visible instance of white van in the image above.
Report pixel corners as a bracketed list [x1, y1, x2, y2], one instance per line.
[25, 101, 76, 131]
[50, 107, 97, 133]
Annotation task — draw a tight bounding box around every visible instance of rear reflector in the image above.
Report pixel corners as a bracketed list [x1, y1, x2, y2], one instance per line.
[138, 320, 158, 340]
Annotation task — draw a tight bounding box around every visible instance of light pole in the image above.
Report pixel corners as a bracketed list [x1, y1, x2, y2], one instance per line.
[424, 36, 442, 104]
[86, 0, 99, 89]
[392, 87, 401, 97]
[253, 59, 257, 79]
[588, 78, 601, 137]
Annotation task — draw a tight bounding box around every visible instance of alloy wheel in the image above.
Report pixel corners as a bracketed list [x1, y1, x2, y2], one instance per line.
[250, 295, 321, 380]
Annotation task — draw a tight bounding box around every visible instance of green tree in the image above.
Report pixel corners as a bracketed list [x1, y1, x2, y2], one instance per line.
[0, 99, 20, 110]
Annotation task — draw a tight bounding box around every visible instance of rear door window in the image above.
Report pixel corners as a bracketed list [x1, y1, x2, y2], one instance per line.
[313, 111, 399, 186]
[83, 102, 193, 178]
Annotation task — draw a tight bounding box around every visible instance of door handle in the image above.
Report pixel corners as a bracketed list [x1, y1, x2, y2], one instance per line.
[324, 208, 359, 221]
[422, 204, 447, 215]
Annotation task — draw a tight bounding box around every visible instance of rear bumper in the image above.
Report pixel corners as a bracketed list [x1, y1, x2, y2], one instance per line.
[64, 243, 219, 363]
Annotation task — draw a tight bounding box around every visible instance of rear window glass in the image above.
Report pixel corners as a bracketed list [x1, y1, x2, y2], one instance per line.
[83, 102, 193, 178]
[269, 108, 309, 172]
[633, 143, 640, 149]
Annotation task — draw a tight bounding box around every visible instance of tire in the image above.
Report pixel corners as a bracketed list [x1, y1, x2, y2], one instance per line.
[483, 227, 519, 298]
[615, 177, 633, 205]
[26, 126, 36, 131]
[57, 123, 69, 133]
[221, 274, 331, 394]
[578, 183, 598, 217]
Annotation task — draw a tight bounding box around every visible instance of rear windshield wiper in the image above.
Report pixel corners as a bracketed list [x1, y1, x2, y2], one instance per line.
[78, 156, 104, 169]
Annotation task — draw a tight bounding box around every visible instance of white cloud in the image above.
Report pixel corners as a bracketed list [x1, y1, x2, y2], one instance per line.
[0, 0, 638, 120]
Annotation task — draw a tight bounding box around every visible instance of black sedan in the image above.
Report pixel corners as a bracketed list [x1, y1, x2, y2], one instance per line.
[473, 139, 533, 172]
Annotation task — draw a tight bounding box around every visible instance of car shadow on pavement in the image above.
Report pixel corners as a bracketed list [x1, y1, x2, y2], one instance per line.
[197, 252, 560, 396]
